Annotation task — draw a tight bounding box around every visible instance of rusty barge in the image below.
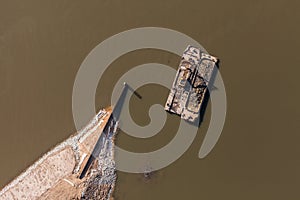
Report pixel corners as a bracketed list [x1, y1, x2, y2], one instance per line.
[164, 45, 218, 123]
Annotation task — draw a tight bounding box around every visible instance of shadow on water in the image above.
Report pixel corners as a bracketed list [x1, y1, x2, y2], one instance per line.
[199, 60, 220, 125]
[80, 84, 130, 179]
[113, 83, 142, 119]
[80, 60, 219, 178]
[127, 84, 142, 99]
[186, 60, 220, 127]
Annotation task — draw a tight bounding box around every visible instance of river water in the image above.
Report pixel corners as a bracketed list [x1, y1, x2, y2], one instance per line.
[0, 0, 300, 199]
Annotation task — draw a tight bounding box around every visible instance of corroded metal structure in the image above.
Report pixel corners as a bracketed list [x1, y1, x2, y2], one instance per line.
[165, 45, 218, 123]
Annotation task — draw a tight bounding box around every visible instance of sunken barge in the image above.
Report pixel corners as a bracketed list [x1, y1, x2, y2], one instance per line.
[165, 45, 218, 123]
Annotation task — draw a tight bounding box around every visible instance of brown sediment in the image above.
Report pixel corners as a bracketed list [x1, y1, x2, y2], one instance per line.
[0, 147, 76, 199]
[0, 106, 118, 200]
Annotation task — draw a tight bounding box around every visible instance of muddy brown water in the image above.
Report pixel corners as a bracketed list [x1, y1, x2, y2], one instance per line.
[0, 0, 300, 199]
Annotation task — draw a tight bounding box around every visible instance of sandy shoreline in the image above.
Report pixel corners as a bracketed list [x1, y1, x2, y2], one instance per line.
[0, 107, 117, 200]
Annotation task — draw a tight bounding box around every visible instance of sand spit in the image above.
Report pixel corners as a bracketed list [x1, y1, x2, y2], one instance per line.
[0, 107, 118, 200]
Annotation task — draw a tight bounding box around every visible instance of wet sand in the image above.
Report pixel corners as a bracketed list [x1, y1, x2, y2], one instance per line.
[0, 0, 300, 199]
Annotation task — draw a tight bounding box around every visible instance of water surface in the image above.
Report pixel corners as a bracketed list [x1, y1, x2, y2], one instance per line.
[0, 0, 300, 199]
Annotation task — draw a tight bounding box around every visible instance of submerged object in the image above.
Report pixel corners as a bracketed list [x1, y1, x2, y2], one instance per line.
[143, 166, 153, 179]
[165, 45, 218, 123]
